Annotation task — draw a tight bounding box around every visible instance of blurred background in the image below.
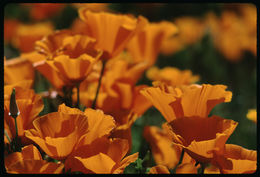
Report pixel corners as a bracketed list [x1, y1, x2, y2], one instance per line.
[4, 3, 257, 161]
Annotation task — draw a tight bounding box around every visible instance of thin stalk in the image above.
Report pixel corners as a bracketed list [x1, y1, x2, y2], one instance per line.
[4, 130, 12, 143]
[76, 83, 80, 108]
[171, 148, 185, 173]
[14, 117, 18, 138]
[198, 163, 206, 174]
[92, 60, 106, 109]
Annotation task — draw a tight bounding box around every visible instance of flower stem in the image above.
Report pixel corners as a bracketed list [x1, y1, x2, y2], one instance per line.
[76, 83, 80, 108]
[4, 129, 12, 143]
[92, 60, 106, 109]
[198, 163, 206, 174]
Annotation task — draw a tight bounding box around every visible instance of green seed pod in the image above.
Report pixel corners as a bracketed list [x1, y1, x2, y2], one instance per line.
[9, 88, 20, 119]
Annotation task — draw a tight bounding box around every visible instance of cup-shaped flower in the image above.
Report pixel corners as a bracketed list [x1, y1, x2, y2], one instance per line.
[46, 54, 97, 86]
[141, 82, 232, 122]
[25, 110, 89, 160]
[65, 137, 138, 174]
[78, 9, 148, 59]
[166, 115, 238, 163]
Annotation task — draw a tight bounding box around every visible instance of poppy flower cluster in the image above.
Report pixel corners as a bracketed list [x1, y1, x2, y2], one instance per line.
[3, 3, 256, 174]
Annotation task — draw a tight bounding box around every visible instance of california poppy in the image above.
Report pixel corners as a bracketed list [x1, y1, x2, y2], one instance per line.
[141, 82, 232, 122]
[78, 9, 148, 59]
[246, 109, 256, 123]
[166, 115, 238, 163]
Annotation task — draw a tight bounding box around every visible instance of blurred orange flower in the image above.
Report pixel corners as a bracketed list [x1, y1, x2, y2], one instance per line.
[161, 17, 206, 55]
[78, 9, 148, 59]
[146, 66, 199, 86]
[212, 144, 257, 174]
[4, 19, 20, 43]
[166, 115, 238, 163]
[141, 82, 232, 122]
[65, 137, 138, 174]
[246, 109, 256, 123]
[23, 3, 65, 21]
[4, 57, 35, 85]
[12, 22, 54, 53]
[206, 5, 256, 61]
[127, 21, 178, 67]
[4, 85, 44, 145]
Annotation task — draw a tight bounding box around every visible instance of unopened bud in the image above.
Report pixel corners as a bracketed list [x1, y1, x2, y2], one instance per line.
[9, 88, 20, 119]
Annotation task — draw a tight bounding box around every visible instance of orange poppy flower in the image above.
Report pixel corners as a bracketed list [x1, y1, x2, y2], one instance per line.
[25, 104, 115, 160]
[4, 19, 20, 43]
[5, 144, 42, 171]
[65, 137, 138, 174]
[78, 9, 148, 59]
[246, 109, 256, 123]
[149, 165, 170, 174]
[205, 8, 256, 61]
[127, 21, 178, 66]
[46, 54, 97, 86]
[160, 17, 205, 56]
[166, 115, 238, 163]
[146, 66, 199, 86]
[141, 82, 232, 122]
[12, 22, 54, 53]
[24, 3, 65, 21]
[4, 85, 44, 145]
[212, 144, 257, 174]
[4, 57, 35, 85]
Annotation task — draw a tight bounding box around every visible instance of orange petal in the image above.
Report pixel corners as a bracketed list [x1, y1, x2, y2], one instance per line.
[74, 153, 116, 174]
[143, 126, 180, 169]
[113, 152, 139, 174]
[77, 108, 115, 146]
[149, 165, 170, 174]
[175, 163, 197, 174]
[7, 159, 64, 174]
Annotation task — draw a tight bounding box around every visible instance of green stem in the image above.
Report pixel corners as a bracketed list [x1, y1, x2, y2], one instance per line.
[76, 83, 80, 108]
[4, 129, 12, 143]
[14, 117, 18, 138]
[198, 163, 206, 174]
[91, 60, 106, 109]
